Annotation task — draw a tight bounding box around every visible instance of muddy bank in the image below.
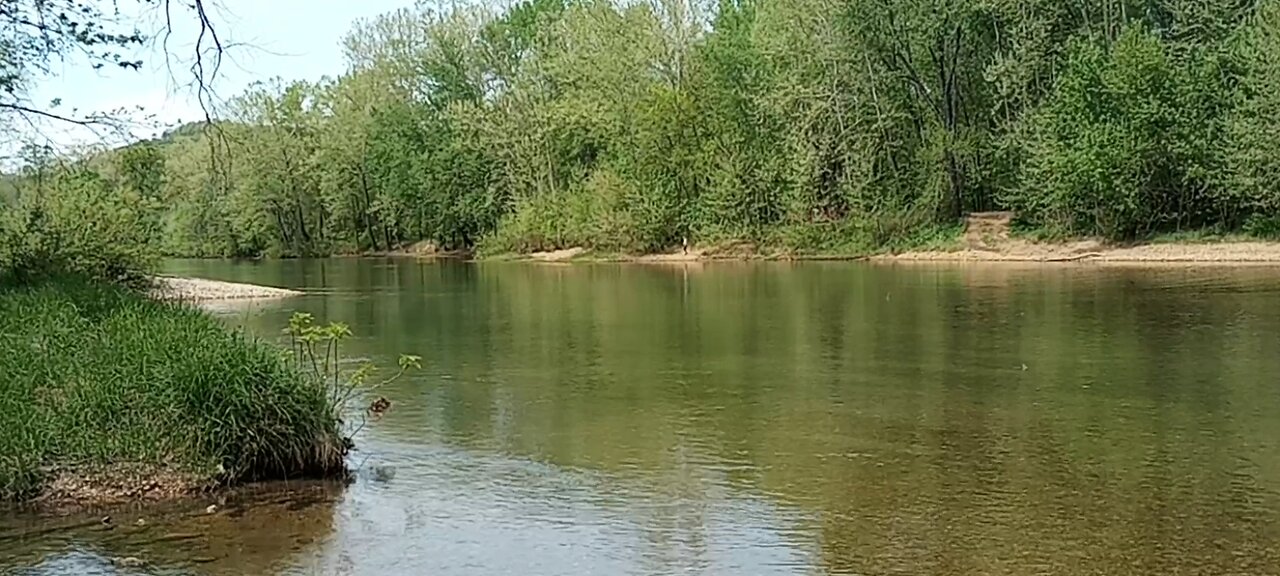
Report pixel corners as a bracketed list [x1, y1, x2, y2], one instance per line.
[34, 464, 211, 510]
[150, 276, 303, 302]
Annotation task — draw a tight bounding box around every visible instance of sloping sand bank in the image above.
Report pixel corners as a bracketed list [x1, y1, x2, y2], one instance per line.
[881, 213, 1280, 263]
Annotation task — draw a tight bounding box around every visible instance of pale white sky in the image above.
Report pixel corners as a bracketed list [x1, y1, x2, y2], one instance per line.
[21, 0, 413, 151]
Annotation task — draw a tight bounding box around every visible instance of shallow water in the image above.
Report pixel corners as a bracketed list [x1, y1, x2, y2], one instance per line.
[5, 259, 1280, 575]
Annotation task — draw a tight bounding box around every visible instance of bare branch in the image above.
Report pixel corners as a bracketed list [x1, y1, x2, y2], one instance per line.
[0, 103, 103, 127]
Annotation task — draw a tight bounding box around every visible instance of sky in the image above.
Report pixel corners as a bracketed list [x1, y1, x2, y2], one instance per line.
[23, 0, 413, 151]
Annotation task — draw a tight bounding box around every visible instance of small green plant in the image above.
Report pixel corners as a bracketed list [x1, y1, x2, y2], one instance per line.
[283, 312, 420, 435]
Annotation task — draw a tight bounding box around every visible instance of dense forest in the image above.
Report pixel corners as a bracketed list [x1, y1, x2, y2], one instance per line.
[7, 0, 1280, 259]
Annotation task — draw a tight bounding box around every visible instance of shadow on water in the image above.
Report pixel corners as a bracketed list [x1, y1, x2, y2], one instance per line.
[0, 481, 344, 575]
[6, 259, 1280, 575]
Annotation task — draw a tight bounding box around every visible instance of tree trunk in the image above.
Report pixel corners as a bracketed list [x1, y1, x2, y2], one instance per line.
[279, 146, 312, 251]
[269, 201, 293, 248]
[295, 202, 312, 247]
[357, 165, 380, 251]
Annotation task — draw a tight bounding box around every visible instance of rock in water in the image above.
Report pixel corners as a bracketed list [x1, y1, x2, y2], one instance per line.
[372, 465, 396, 483]
[112, 557, 146, 568]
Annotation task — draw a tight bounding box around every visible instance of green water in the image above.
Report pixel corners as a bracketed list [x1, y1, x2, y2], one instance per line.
[5, 259, 1280, 575]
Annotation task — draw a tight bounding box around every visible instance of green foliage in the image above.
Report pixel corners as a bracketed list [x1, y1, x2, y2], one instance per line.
[20, 0, 1280, 253]
[1, 161, 159, 285]
[1006, 26, 1236, 239]
[1224, 1, 1280, 221]
[1243, 213, 1280, 239]
[0, 277, 345, 500]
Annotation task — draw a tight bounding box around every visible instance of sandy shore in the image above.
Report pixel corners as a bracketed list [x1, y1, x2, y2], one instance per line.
[150, 276, 303, 302]
[880, 240, 1280, 263]
[878, 213, 1280, 264]
[528, 247, 589, 262]
[525, 242, 1280, 265]
[524, 247, 711, 263]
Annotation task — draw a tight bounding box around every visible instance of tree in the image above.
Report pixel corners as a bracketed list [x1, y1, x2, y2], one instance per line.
[25, 0, 1280, 259]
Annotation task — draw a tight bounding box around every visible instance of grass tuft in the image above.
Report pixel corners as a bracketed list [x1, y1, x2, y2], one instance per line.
[0, 276, 345, 501]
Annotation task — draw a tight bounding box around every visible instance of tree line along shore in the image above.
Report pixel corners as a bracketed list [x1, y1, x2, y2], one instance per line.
[5, 0, 1280, 262]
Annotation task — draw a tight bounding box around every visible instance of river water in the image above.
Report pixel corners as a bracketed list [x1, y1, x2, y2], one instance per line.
[4, 259, 1280, 575]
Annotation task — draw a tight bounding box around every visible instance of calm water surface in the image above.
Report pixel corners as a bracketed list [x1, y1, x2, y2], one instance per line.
[4, 260, 1280, 575]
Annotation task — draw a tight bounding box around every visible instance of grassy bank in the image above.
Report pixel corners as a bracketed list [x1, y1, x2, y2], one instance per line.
[474, 222, 966, 262]
[0, 277, 344, 503]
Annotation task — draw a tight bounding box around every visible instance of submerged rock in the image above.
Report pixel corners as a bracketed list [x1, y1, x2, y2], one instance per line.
[371, 465, 396, 483]
[112, 557, 147, 568]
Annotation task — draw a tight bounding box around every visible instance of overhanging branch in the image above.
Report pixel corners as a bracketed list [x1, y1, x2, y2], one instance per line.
[0, 102, 105, 127]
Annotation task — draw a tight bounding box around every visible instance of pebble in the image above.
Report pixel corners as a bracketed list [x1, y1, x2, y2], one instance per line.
[151, 277, 302, 302]
[205, 504, 218, 514]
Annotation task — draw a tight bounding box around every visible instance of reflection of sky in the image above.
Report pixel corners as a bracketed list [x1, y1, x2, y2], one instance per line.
[10, 551, 116, 576]
[294, 442, 821, 576]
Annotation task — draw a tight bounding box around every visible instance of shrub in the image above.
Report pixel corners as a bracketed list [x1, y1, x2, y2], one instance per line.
[0, 167, 158, 286]
[1005, 26, 1229, 240]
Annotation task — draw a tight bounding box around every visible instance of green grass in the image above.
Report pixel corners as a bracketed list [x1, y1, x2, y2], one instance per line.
[0, 276, 345, 501]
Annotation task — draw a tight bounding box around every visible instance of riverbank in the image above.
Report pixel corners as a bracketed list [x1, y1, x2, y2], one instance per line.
[0, 277, 343, 506]
[504, 242, 1280, 265]
[877, 213, 1280, 264]
[880, 240, 1280, 263]
[160, 216, 1280, 265]
[501, 214, 1280, 264]
[150, 276, 303, 302]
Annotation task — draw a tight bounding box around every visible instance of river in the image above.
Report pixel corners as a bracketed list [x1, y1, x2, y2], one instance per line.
[4, 259, 1280, 575]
